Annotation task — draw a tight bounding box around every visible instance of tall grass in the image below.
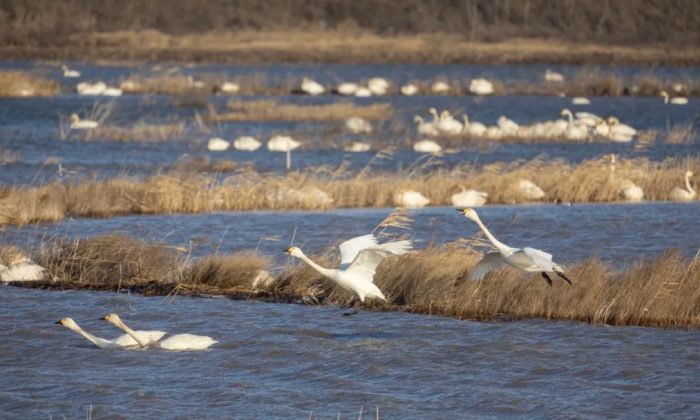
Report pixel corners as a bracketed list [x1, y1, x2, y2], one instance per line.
[0, 156, 697, 227]
[8, 235, 699, 329]
[0, 71, 58, 97]
[208, 100, 392, 122]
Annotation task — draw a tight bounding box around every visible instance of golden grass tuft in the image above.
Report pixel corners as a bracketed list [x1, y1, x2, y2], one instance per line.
[208, 100, 392, 122]
[0, 71, 59, 97]
[0, 156, 698, 226]
[79, 121, 187, 142]
[665, 123, 697, 145]
[0, 148, 21, 165]
[14, 235, 700, 329]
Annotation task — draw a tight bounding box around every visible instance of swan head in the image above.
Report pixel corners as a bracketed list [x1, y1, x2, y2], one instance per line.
[56, 317, 79, 331]
[660, 90, 669, 103]
[560, 109, 571, 117]
[102, 313, 124, 327]
[285, 246, 304, 258]
[413, 115, 423, 123]
[686, 170, 694, 178]
[69, 113, 80, 123]
[607, 116, 620, 125]
[456, 208, 480, 222]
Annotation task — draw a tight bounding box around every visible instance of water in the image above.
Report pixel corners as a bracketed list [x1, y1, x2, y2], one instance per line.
[1, 286, 699, 418]
[4, 203, 700, 266]
[1, 61, 699, 185]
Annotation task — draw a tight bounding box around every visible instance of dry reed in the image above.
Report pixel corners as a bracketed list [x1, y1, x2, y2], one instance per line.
[0, 156, 698, 227]
[665, 123, 697, 145]
[208, 100, 392, 122]
[10, 235, 700, 329]
[0, 148, 21, 165]
[78, 121, 188, 142]
[0, 71, 58, 97]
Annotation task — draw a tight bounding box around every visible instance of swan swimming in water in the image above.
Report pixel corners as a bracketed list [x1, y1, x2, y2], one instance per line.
[661, 90, 688, 105]
[69, 113, 99, 130]
[61, 65, 80, 78]
[233, 136, 262, 151]
[104, 313, 218, 350]
[56, 317, 166, 350]
[413, 139, 442, 153]
[457, 208, 572, 286]
[207, 137, 230, 151]
[301, 78, 325, 96]
[400, 83, 419, 96]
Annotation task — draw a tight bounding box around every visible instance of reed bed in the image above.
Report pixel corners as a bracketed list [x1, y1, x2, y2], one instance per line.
[0, 156, 697, 227]
[665, 123, 697, 145]
[0, 147, 21, 165]
[77, 121, 188, 142]
[208, 100, 392, 122]
[9, 235, 700, 329]
[0, 70, 58, 97]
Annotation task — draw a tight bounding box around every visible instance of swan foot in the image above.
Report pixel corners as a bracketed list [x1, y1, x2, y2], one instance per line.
[554, 269, 573, 285]
[541, 272, 553, 286]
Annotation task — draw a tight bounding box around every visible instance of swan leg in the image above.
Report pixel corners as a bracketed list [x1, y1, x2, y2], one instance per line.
[554, 269, 573, 285]
[540, 272, 553, 287]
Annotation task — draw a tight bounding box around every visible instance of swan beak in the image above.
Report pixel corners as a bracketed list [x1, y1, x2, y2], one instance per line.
[54, 320, 62, 325]
[284, 248, 291, 254]
[101, 315, 109, 321]
[455, 208, 465, 213]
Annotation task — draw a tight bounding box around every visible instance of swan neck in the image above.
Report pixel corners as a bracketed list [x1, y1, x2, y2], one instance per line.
[472, 216, 510, 252]
[297, 251, 333, 277]
[73, 326, 106, 348]
[115, 320, 149, 347]
[686, 174, 696, 195]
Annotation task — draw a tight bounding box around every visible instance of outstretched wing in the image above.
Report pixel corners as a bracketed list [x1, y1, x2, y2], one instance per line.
[343, 248, 389, 283]
[338, 234, 378, 266]
[522, 247, 556, 271]
[469, 252, 505, 280]
[373, 239, 412, 256]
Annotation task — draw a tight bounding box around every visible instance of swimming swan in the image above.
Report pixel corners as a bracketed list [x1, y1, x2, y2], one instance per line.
[286, 234, 412, 305]
[56, 318, 165, 350]
[69, 113, 99, 130]
[457, 208, 572, 286]
[104, 313, 217, 350]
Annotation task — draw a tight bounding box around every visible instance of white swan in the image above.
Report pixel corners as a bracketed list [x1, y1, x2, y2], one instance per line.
[394, 190, 430, 208]
[104, 314, 217, 350]
[354, 86, 372, 97]
[661, 90, 688, 105]
[56, 318, 165, 350]
[414, 116, 439, 137]
[457, 208, 572, 286]
[233, 136, 261, 151]
[560, 109, 589, 140]
[606, 117, 637, 143]
[516, 179, 545, 200]
[451, 188, 488, 207]
[368, 77, 389, 95]
[345, 116, 372, 134]
[76, 81, 106, 95]
[571, 97, 591, 105]
[608, 154, 644, 202]
[544, 69, 564, 82]
[301, 78, 325, 96]
[69, 113, 98, 130]
[400, 83, 419, 96]
[670, 170, 696, 201]
[462, 115, 487, 137]
[207, 137, 230, 151]
[61, 65, 80, 78]
[431, 81, 450, 94]
[0, 256, 46, 282]
[497, 116, 519, 136]
[469, 78, 494, 95]
[574, 112, 603, 127]
[102, 86, 123, 97]
[336, 82, 358, 96]
[344, 141, 371, 152]
[413, 139, 442, 153]
[483, 126, 503, 140]
[436, 110, 463, 136]
[286, 234, 412, 305]
[219, 82, 240, 94]
[267, 135, 301, 152]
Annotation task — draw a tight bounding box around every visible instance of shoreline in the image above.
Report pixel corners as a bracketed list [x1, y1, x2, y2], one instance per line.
[2, 32, 700, 66]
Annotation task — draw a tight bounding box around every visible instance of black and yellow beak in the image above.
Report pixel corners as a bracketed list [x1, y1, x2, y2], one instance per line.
[54, 320, 62, 325]
[284, 247, 292, 254]
[455, 208, 465, 213]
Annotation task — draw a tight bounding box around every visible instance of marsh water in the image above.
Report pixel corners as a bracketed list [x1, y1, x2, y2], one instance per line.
[2, 61, 700, 417]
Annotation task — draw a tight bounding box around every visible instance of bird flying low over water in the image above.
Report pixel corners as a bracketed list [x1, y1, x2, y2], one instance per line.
[457, 208, 572, 286]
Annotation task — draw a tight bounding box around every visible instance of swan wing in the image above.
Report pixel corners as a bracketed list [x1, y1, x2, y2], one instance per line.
[522, 247, 556, 271]
[469, 252, 505, 280]
[159, 334, 218, 350]
[338, 234, 378, 266]
[373, 239, 412, 256]
[343, 248, 391, 283]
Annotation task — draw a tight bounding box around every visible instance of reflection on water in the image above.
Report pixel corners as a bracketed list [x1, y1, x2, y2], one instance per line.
[1, 287, 698, 417]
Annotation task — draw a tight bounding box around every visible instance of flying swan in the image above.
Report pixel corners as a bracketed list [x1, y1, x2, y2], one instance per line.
[457, 208, 572, 286]
[103, 313, 218, 350]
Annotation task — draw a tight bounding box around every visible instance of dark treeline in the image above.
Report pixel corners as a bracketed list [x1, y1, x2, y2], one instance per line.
[0, 0, 697, 46]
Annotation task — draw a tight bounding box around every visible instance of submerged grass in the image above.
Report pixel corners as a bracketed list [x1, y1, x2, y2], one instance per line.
[0, 70, 58, 97]
[208, 100, 392, 122]
[9, 235, 700, 329]
[0, 156, 697, 226]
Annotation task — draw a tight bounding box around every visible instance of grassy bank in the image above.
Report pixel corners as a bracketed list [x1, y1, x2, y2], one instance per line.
[0, 70, 58, 97]
[7, 235, 699, 329]
[0, 156, 697, 227]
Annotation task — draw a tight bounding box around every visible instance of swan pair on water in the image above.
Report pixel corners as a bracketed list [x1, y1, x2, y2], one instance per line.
[57, 314, 217, 351]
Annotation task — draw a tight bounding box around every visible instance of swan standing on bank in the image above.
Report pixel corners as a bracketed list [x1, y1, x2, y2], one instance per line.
[670, 170, 696, 201]
[451, 188, 488, 207]
[457, 208, 572, 286]
[56, 318, 166, 350]
[608, 154, 644, 202]
[336, 82, 358, 96]
[394, 190, 430, 208]
[401, 83, 419, 96]
[0, 255, 47, 282]
[286, 234, 412, 307]
[414, 116, 440, 137]
[345, 116, 372, 134]
[104, 313, 218, 350]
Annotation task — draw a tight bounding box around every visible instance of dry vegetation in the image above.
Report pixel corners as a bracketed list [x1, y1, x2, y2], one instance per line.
[7, 235, 700, 329]
[72, 121, 187, 142]
[0, 71, 58, 97]
[208, 100, 392, 122]
[0, 156, 697, 227]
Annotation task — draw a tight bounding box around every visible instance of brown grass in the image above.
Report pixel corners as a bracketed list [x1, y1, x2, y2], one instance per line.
[208, 100, 392, 122]
[0, 71, 58, 97]
[10, 235, 700, 329]
[0, 156, 698, 227]
[665, 123, 697, 145]
[82, 121, 187, 142]
[0, 148, 21, 165]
